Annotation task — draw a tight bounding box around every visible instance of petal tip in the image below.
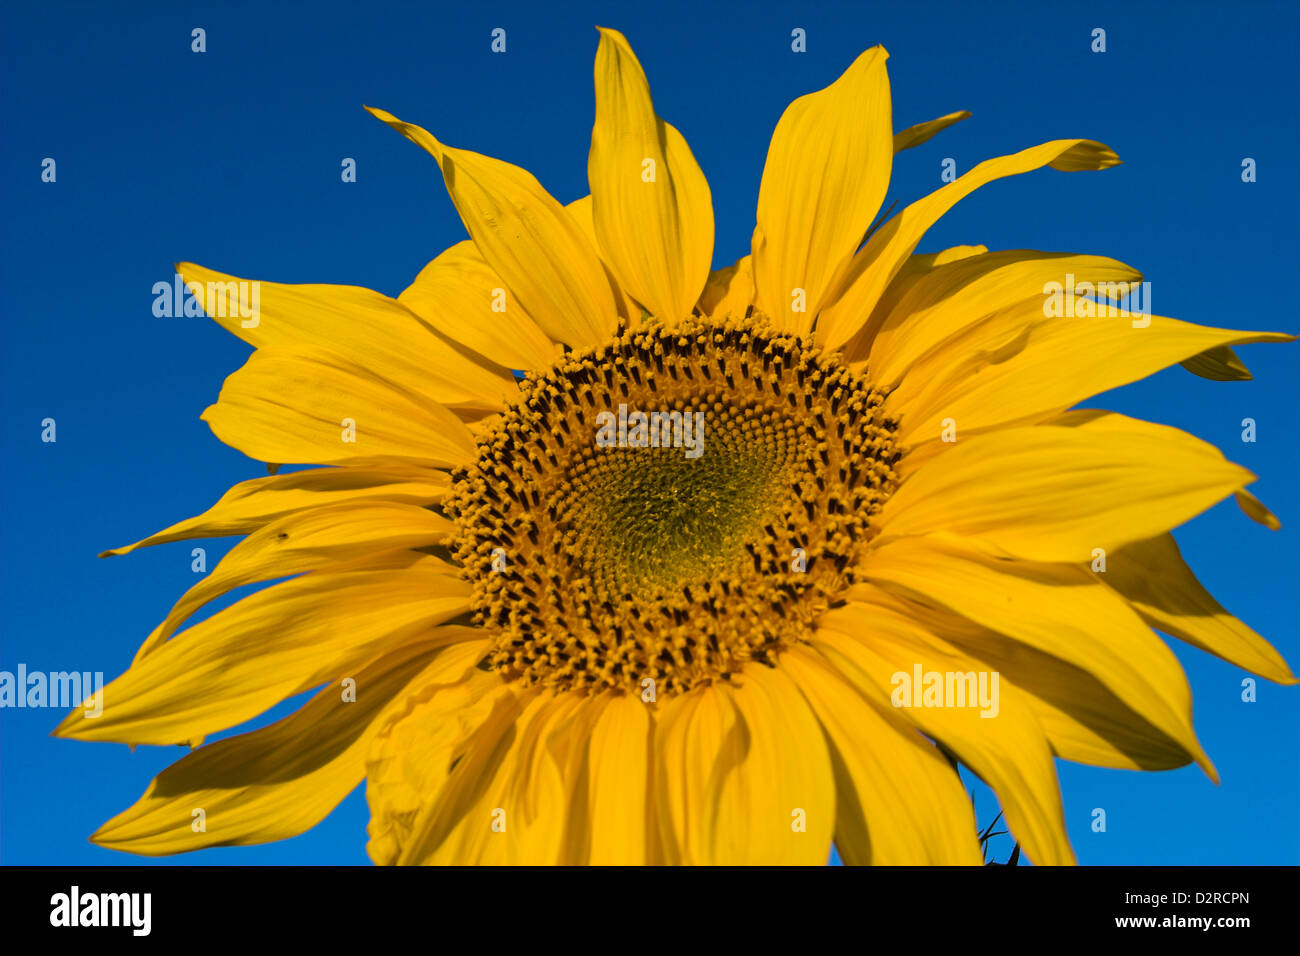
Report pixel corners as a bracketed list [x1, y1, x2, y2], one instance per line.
[51, 711, 81, 739]
[594, 25, 629, 48]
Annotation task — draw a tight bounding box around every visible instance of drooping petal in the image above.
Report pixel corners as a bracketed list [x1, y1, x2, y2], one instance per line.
[1181, 344, 1254, 381]
[131, 502, 456, 663]
[589, 27, 714, 322]
[781, 645, 982, 865]
[364, 643, 508, 864]
[817, 138, 1120, 350]
[202, 347, 477, 468]
[857, 536, 1216, 779]
[879, 415, 1256, 560]
[1235, 488, 1281, 530]
[367, 107, 617, 348]
[850, 583, 1201, 773]
[814, 607, 1074, 865]
[395, 688, 578, 864]
[394, 686, 524, 865]
[55, 553, 470, 746]
[91, 634, 483, 855]
[101, 466, 451, 557]
[1105, 534, 1296, 684]
[751, 47, 893, 333]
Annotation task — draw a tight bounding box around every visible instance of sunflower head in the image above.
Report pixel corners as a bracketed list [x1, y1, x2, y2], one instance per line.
[59, 26, 1295, 867]
[446, 315, 901, 697]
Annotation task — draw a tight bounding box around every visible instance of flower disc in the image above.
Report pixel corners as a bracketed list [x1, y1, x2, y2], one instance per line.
[447, 317, 902, 696]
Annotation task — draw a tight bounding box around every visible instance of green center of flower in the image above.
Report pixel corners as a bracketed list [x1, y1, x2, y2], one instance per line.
[446, 316, 901, 697]
[564, 407, 803, 596]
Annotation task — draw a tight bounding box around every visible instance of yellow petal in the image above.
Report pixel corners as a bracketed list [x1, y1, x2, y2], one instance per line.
[840, 245, 989, 365]
[563, 692, 653, 864]
[698, 255, 755, 319]
[91, 635, 480, 855]
[364, 642, 506, 864]
[656, 666, 834, 864]
[654, 684, 731, 865]
[718, 665, 836, 864]
[781, 645, 982, 865]
[1235, 488, 1281, 530]
[817, 138, 1120, 349]
[752, 47, 893, 333]
[1061, 411, 1284, 535]
[55, 553, 469, 746]
[395, 686, 523, 865]
[1106, 534, 1296, 684]
[959, 645, 1196, 772]
[868, 250, 1142, 390]
[850, 583, 1200, 773]
[397, 688, 578, 864]
[589, 28, 714, 322]
[399, 239, 559, 371]
[889, 309, 1293, 448]
[202, 347, 477, 468]
[367, 106, 617, 348]
[498, 693, 586, 864]
[1181, 344, 1253, 381]
[100, 466, 450, 557]
[814, 609, 1074, 865]
[858, 536, 1215, 779]
[564, 195, 642, 320]
[131, 501, 456, 664]
[177, 263, 515, 414]
[879, 415, 1256, 561]
[893, 110, 971, 153]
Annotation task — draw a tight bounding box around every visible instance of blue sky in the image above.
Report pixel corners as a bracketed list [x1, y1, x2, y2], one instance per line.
[1, 0, 1296, 865]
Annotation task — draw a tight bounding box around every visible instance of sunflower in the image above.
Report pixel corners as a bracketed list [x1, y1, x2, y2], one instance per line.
[58, 28, 1294, 866]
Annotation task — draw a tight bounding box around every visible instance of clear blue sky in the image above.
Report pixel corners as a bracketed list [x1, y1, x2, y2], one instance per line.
[1, 0, 1296, 865]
